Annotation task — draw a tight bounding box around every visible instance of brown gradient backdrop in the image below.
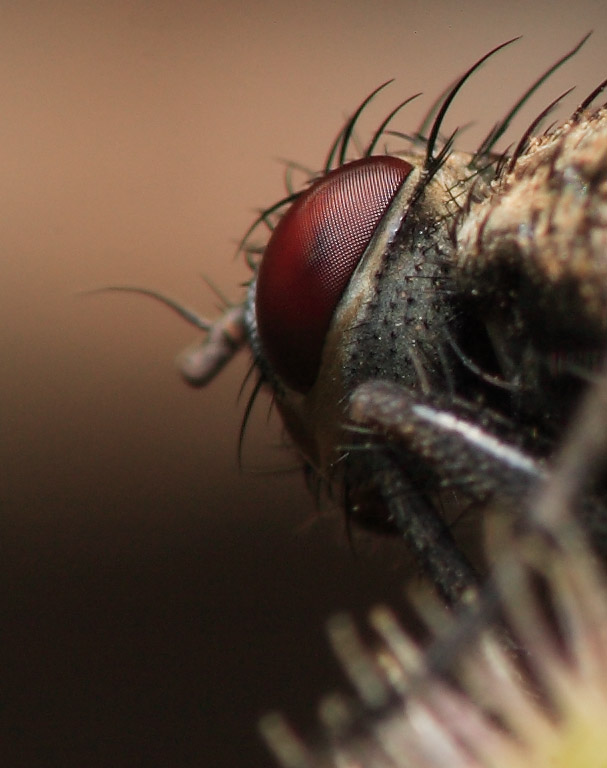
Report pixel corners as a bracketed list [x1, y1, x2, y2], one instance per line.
[3, 2, 607, 766]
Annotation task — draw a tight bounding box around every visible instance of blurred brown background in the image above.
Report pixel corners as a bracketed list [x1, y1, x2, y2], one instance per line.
[3, 1, 607, 765]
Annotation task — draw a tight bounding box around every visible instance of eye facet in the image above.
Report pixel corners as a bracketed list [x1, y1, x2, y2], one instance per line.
[255, 155, 414, 392]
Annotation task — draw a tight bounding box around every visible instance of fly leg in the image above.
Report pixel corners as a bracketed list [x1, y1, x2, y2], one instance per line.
[348, 380, 547, 604]
[370, 454, 480, 605]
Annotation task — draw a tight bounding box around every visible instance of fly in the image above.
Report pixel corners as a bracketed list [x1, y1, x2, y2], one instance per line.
[100, 36, 607, 607]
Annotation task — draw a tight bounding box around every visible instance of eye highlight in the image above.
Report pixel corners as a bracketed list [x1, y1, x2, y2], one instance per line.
[255, 155, 414, 392]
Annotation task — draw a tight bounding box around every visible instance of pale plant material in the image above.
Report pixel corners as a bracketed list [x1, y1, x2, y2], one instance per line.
[259, 372, 607, 768]
[260, 526, 607, 768]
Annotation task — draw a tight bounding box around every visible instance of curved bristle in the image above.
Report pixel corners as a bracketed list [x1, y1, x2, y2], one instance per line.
[424, 38, 520, 170]
[364, 93, 422, 157]
[87, 285, 213, 331]
[476, 32, 590, 159]
[506, 87, 575, 173]
[237, 374, 266, 470]
[235, 191, 301, 264]
[323, 80, 394, 172]
[573, 76, 607, 121]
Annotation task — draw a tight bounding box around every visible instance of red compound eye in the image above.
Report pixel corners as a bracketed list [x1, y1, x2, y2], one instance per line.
[255, 155, 413, 392]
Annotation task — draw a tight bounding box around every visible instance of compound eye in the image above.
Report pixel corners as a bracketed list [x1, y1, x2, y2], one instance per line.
[255, 155, 413, 392]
